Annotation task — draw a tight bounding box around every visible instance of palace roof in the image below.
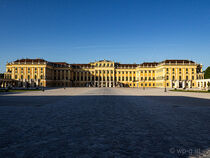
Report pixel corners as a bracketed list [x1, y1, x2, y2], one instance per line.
[140, 62, 158, 67]
[10, 59, 198, 68]
[14, 59, 47, 63]
[160, 60, 195, 64]
[116, 64, 138, 68]
[71, 64, 92, 68]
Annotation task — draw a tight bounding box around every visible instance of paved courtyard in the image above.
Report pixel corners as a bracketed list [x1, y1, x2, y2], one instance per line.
[0, 88, 210, 158]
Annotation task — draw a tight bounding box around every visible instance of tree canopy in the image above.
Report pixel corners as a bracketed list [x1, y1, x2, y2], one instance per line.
[204, 67, 210, 79]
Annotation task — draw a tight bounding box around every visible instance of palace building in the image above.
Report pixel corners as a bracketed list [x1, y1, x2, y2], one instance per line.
[4, 59, 204, 88]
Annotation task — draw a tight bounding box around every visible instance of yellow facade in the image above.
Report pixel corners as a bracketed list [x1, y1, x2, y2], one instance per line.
[5, 59, 204, 88]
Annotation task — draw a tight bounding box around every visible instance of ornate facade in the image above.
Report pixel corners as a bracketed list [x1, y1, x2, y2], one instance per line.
[4, 59, 204, 88]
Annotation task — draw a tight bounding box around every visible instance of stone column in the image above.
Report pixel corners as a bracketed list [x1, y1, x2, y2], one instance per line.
[56, 70, 58, 80]
[60, 70, 62, 82]
[38, 67, 40, 80]
[182, 81, 185, 88]
[83, 71, 87, 86]
[79, 72, 81, 86]
[182, 68, 185, 82]
[98, 71, 100, 87]
[24, 67, 27, 80]
[68, 70, 70, 86]
[101, 70, 103, 87]
[64, 69, 66, 80]
[12, 67, 15, 79]
[132, 71, 134, 81]
[128, 71, 130, 82]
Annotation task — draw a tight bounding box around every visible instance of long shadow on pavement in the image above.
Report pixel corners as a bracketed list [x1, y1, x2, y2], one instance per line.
[0, 95, 210, 158]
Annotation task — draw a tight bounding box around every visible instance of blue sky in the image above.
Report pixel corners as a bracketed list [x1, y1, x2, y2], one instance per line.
[0, 0, 210, 72]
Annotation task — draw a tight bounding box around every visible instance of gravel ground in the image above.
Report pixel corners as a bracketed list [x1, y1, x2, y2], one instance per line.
[0, 88, 210, 158]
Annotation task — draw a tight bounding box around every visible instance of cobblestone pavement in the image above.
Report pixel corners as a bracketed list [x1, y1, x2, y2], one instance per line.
[0, 88, 210, 158]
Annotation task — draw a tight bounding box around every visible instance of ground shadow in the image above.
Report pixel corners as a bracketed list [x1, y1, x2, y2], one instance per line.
[0, 95, 209, 158]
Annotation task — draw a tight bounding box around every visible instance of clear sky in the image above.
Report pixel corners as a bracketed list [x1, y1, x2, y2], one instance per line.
[0, 0, 210, 72]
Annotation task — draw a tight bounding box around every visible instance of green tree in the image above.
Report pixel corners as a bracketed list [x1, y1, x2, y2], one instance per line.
[204, 67, 210, 79]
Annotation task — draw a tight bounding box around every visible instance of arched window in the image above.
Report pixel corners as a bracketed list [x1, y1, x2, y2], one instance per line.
[172, 76, 175, 80]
